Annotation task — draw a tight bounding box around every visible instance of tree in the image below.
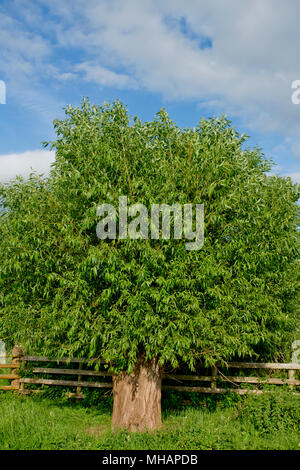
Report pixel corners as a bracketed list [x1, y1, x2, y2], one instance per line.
[0, 99, 299, 431]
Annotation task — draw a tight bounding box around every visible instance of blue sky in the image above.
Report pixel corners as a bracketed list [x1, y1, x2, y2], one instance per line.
[0, 0, 299, 183]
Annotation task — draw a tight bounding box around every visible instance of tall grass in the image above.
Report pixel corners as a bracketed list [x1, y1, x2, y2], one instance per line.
[0, 390, 298, 450]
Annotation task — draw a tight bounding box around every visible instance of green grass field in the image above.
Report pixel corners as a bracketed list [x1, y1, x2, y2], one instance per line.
[0, 390, 299, 450]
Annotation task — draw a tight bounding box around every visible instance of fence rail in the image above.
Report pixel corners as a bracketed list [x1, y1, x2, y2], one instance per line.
[20, 378, 113, 389]
[224, 362, 300, 370]
[1, 346, 299, 397]
[22, 355, 105, 364]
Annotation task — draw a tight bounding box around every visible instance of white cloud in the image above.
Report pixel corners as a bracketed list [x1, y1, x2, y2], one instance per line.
[1, 0, 300, 167]
[30, 0, 300, 150]
[74, 62, 138, 89]
[0, 150, 55, 182]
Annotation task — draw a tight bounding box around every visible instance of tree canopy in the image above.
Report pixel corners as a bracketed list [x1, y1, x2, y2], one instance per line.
[0, 99, 299, 372]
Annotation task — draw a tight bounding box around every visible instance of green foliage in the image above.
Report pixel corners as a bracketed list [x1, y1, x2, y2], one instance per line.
[38, 387, 113, 410]
[0, 367, 9, 386]
[0, 98, 299, 372]
[162, 389, 241, 412]
[239, 390, 300, 435]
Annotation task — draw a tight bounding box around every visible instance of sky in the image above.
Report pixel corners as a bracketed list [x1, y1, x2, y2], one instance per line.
[0, 0, 300, 183]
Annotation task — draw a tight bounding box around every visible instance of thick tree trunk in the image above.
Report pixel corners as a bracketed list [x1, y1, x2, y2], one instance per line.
[111, 356, 162, 432]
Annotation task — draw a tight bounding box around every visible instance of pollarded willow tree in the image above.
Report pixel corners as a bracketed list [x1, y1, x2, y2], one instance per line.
[0, 99, 299, 431]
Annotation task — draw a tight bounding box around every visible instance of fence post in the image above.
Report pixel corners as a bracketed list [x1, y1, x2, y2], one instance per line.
[288, 369, 295, 390]
[211, 366, 217, 391]
[76, 363, 83, 402]
[11, 345, 22, 391]
[289, 340, 300, 390]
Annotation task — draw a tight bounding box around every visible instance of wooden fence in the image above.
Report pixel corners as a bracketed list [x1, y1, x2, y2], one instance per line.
[0, 346, 299, 399]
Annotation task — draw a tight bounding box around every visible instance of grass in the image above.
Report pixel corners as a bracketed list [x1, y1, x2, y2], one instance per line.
[0, 367, 9, 387]
[0, 390, 299, 450]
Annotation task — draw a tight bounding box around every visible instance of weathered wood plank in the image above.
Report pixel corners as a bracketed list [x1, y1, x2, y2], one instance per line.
[0, 374, 19, 380]
[163, 385, 299, 396]
[20, 378, 113, 388]
[0, 385, 18, 391]
[211, 367, 217, 390]
[163, 374, 300, 385]
[288, 370, 295, 390]
[22, 356, 104, 364]
[222, 376, 300, 385]
[32, 369, 297, 385]
[19, 389, 42, 395]
[68, 392, 85, 399]
[32, 367, 113, 377]
[162, 385, 263, 395]
[0, 364, 19, 369]
[163, 385, 220, 393]
[227, 362, 300, 370]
